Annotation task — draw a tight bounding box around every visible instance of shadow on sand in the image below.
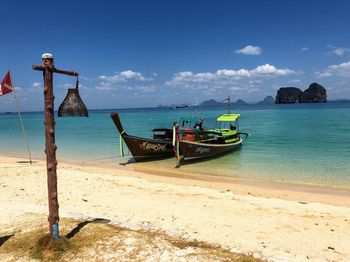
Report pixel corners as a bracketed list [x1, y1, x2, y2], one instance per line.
[0, 234, 14, 247]
[65, 218, 110, 239]
[119, 156, 173, 166]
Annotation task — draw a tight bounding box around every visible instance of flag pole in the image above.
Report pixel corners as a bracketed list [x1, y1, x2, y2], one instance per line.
[9, 70, 33, 164]
[228, 96, 231, 113]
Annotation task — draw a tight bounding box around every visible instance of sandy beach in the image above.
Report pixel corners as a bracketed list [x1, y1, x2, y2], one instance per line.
[1, 155, 350, 261]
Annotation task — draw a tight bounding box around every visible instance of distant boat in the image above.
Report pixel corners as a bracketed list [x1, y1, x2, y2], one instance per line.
[174, 105, 188, 109]
[111, 112, 174, 161]
[176, 113, 248, 161]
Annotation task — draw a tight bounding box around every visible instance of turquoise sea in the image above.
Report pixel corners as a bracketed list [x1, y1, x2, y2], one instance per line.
[1, 102, 350, 189]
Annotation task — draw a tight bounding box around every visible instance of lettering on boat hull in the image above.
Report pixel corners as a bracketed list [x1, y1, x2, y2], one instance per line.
[140, 142, 167, 152]
[195, 147, 210, 154]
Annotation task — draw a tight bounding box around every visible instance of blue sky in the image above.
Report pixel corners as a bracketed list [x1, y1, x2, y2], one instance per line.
[1, 0, 350, 111]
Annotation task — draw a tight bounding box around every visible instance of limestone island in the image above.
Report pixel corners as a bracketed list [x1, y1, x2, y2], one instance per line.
[275, 82, 327, 104]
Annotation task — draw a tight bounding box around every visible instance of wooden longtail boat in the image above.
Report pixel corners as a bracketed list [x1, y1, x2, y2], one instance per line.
[111, 112, 174, 161]
[176, 113, 246, 161]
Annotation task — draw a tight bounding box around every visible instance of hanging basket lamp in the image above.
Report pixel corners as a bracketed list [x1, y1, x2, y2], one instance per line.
[58, 77, 88, 117]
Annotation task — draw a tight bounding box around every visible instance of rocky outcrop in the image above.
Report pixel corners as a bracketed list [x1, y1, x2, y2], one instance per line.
[275, 83, 327, 104]
[199, 98, 248, 107]
[235, 99, 247, 105]
[200, 99, 223, 107]
[301, 83, 327, 103]
[258, 96, 275, 104]
[275, 87, 303, 103]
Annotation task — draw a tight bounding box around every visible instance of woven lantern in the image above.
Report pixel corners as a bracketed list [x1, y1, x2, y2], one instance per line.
[58, 78, 88, 117]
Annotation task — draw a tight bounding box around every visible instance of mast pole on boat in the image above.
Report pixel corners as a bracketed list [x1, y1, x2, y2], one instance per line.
[228, 96, 231, 113]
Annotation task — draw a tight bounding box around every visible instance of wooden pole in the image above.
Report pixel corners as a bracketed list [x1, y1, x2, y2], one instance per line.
[32, 54, 79, 241]
[44, 64, 59, 240]
[32, 65, 78, 76]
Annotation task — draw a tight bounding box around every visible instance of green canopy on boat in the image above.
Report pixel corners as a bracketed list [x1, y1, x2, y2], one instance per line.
[217, 113, 241, 122]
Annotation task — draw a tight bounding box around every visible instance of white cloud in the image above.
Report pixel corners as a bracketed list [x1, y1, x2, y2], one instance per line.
[317, 71, 333, 78]
[95, 86, 112, 91]
[166, 64, 296, 87]
[288, 79, 301, 84]
[32, 82, 41, 88]
[229, 86, 244, 91]
[235, 45, 262, 55]
[119, 70, 145, 80]
[57, 82, 88, 90]
[79, 76, 92, 81]
[95, 70, 155, 92]
[135, 85, 157, 93]
[95, 81, 113, 91]
[334, 81, 347, 86]
[99, 70, 148, 83]
[77, 83, 89, 90]
[316, 61, 350, 78]
[301, 47, 309, 52]
[216, 69, 251, 77]
[178, 71, 193, 77]
[247, 88, 260, 93]
[331, 48, 350, 56]
[328, 45, 350, 56]
[251, 64, 295, 76]
[63, 83, 74, 88]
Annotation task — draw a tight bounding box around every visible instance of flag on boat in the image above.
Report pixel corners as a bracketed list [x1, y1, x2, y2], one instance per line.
[0, 71, 13, 96]
[221, 97, 230, 103]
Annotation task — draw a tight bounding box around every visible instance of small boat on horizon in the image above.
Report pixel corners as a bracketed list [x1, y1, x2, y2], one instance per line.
[174, 104, 188, 109]
[111, 112, 174, 162]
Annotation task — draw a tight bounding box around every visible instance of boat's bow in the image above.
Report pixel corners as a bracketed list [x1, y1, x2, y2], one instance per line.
[111, 112, 126, 135]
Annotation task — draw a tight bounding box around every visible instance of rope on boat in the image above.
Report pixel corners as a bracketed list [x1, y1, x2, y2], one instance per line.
[119, 134, 124, 157]
[172, 125, 176, 146]
[77, 142, 131, 161]
[83, 153, 132, 161]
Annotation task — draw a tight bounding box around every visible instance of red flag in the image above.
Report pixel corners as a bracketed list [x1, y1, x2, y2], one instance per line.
[0, 71, 13, 96]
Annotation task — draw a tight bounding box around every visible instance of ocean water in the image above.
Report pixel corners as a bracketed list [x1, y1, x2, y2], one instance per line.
[1, 102, 350, 189]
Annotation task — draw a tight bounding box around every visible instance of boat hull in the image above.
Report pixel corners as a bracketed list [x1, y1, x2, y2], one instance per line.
[121, 134, 174, 161]
[178, 138, 242, 161]
[111, 112, 174, 162]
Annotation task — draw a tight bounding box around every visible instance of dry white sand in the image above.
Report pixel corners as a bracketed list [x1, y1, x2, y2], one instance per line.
[1, 155, 350, 261]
